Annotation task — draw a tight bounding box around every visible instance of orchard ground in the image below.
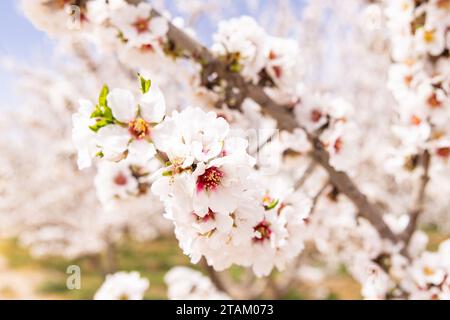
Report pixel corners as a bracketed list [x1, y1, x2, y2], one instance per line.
[1, 228, 448, 300]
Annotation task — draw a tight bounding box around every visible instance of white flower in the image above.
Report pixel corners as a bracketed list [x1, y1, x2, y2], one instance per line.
[165, 267, 230, 300]
[73, 84, 166, 168]
[248, 182, 310, 277]
[94, 271, 149, 300]
[402, 240, 450, 299]
[264, 37, 302, 92]
[295, 93, 331, 132]
[391, 122, 431, 148]
[95, 161, 139, 206]
[426, 1, 450, 26]
[191, 152, 254, 216]
[110, 1, 168, 48]
[322, 122, 360, 172]
[384, 0, 415, 25]
[410, 252, 447, 288]
[212, 16, 267, 82]
[414, 26, 446, 56]
[94, 159, 160, 211]
[72, 99, 99, 169]
[153, 107, 230, 168]
[361, 264, 393, 300]
[387, 62, 425, 101]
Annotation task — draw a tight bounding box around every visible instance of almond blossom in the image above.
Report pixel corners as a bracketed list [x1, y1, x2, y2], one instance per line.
[94, 271, 149, 300]
[72, 79, 165, 168]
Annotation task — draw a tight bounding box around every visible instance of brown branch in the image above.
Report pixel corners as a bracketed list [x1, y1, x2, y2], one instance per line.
[200, 259, 267, 299]
[401, 150, 431, 245]
[294, 160, 317, 190]
[307, 134, 399, 243]
[200, 258, 237, 298]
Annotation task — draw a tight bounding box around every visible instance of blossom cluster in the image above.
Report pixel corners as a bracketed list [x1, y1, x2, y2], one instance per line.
[295, 92, 358, 172]
[72, 77, 310, 277]
[359, 237, 450, 300]
[21, 0, 169, 66]
[211, 16, 303, 94]
[94, 271, 149, 300]
[385, 0, 450, 173]
[164, 266, 230, 300]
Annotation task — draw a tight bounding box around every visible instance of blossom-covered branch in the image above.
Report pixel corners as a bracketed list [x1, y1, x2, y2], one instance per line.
[147, 5, 399, 243]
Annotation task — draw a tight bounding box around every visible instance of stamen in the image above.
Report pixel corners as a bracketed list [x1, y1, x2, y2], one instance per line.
[114, 172, 128, 186]
[311, 109, 323, 123]
[334, 137, 343, 153]
[410, 115, 422, 126]
[129, 118, 151, 140]
[427, 93, 441, 109]
[133, 18, 149, 34]
[196, 166, 224, 192]
[423, 266, 435, 276]
[423, 29, 435, 43]
[253, 220, 272, 242]
[436, 147, 450, 158]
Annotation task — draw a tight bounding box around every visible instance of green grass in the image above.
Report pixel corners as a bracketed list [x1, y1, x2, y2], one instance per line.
[1, 230, 448, 300]
[0, 236, 192, 299]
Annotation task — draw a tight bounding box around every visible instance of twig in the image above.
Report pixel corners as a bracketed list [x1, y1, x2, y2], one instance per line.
[200, 258, 236, 298]
[294, 160, 317, 190]
[401, 150, 431, 246]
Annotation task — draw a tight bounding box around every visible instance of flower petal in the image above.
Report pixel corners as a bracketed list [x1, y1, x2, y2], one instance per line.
[107, 88, 137, 122]
[140, 85, 166, 123]
[127, 140, 156, 162]
[149, 16, 169, 37]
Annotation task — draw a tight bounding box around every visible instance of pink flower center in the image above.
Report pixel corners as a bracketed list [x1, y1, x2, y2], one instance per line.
[140, 44, 154, 52]
[410, 115, 422, 126]
[311, 109, 323, 123]
[197, 166, 224, 192]
[133, 18, 149, 34]
[427, 93, 442, 109]
[113, 172, 128, 186]
[128, 118, 150, 140]
[253, 220, 272, 242]
[268, 51, 282, 78]
[436, 147, 450, 158]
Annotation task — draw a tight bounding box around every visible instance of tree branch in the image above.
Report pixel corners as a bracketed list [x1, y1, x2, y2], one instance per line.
[200, 258, 231, 295]
[294, 160, 317, 190]
[401, 150, 431, 245]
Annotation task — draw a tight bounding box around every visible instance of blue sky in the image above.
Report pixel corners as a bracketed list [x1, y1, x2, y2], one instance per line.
[0, 0, 306, 107]
[0, 0, 54, 107]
